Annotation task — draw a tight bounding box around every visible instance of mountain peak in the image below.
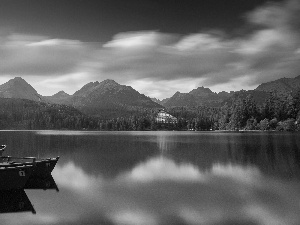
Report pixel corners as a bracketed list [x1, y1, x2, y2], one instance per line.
[52, 91, 70, 98]
[9, 77, 28, 85]
[12, 76, 25, 81]
[73, 81, 99, 96]
[189, 86, 214, 97]
[101, 79, 118, 85]
[0, 77, 41, 101]
[98, 79, 120, 89]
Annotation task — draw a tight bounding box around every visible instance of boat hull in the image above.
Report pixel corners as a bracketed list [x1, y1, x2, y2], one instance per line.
[5, 157, 59, 179]
[0, 165, 33, 190]
[27, 157, 59, 179]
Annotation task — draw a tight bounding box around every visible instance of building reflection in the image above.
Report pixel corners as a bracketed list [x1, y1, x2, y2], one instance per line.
[156, 132, 178, 154]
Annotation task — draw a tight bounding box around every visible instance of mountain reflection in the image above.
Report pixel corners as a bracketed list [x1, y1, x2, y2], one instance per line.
[50, 159, 300, 225]
[2, 131, 300, 224]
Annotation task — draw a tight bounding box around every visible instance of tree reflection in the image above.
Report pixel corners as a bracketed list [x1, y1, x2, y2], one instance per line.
[227, 134, 300, 179]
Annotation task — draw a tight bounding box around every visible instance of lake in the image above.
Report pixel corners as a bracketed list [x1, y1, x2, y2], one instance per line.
[0, 130, 300, 225]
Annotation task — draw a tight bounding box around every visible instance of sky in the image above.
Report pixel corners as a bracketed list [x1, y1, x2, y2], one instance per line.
[0, 0, 299, 99]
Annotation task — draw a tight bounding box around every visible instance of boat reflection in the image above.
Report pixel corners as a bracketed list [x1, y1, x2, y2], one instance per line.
[0, 189, 36, 214]
[0, 174, 59, 216]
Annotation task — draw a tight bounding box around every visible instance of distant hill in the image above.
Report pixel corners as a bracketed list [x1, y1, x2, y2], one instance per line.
[163, 92, 196, 107]
[256, 75, 300, 94]
[44, 91, 71, 105]
[163, 87, 233, 108]
[0, 77, 43, 102]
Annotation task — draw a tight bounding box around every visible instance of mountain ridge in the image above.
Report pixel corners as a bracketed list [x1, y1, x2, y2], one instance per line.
[256, 75, 300, 93]
[47, 79, 163, 117]
[1, 75, 300, 115]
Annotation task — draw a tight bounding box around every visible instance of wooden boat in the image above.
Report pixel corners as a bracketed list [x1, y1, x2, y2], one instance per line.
[0, 145, 59, 179]
[0, 145, 6, 156]
[1, 156, 59, 179]
[0, 164, 34, 190]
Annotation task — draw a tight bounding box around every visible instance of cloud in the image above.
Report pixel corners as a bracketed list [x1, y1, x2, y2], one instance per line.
[94, 0, 300, 96]
[0, 0, 300, 98]
[0, 34, 92, 76]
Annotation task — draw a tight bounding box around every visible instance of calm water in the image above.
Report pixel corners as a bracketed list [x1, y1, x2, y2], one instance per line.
[0, 130, 300, 225]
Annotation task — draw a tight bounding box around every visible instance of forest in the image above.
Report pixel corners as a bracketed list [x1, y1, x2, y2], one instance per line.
[0, 90, 300, 131]
[93, 90, 300, 131]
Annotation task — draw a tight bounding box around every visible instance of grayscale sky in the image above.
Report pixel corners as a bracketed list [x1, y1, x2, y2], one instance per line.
[0, 0, 299, 99]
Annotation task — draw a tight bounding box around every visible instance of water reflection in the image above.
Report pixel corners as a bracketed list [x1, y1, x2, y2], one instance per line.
[226, 133, 300, 179]
[0, 190, 35, 214]
[0, 131, 300, 225]
[0, 175, 58, 217]
[156, 132, 178, 154]
[47, 158, 300, 225]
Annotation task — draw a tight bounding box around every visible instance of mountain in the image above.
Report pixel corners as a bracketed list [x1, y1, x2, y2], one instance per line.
[44, 91, 71, 105]
[0, 77, 162, 118]
[164, 92, 196, 107]
[256, 75, 300, 94]
[163, 87, 233, 108]
[73, 81, 100, 97]
[0, 77, 42, 102]
[70, 79, 162, 117]
[52, 91, 70, 98]
[224, 90, 270, 106]
[152, 97, 170, 106]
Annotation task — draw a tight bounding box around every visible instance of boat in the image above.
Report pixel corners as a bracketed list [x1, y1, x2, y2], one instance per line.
[0, 164, 34, 190]
[0, 144, 6, 156]
[0, 144, 59, 179]
[1, 155, 59, 179]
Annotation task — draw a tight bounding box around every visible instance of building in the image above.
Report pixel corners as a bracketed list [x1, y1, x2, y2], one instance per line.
[156, 110, 177, 123]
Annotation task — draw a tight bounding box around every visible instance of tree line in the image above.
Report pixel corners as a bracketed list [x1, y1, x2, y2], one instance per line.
[0, 90, 300, 131]
[168, 90, 300, 131]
